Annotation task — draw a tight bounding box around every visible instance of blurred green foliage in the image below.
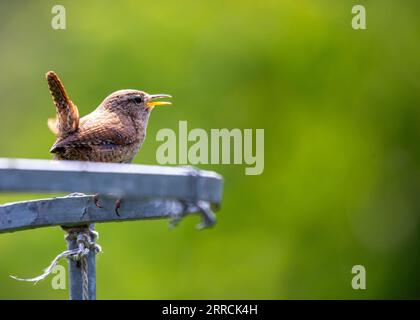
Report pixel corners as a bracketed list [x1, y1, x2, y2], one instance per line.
[0, 0, 419, 299]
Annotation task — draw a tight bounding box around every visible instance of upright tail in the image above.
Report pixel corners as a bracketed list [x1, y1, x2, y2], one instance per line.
[46, 71, 79, 138]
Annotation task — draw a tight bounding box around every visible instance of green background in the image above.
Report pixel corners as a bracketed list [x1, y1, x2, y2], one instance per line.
[0, 0, 419, 299]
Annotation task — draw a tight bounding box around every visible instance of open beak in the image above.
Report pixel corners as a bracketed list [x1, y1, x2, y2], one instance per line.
[146, 94, 172, 109]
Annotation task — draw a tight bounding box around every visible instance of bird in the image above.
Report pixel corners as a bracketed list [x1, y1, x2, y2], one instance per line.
[46, 71, 172, 214]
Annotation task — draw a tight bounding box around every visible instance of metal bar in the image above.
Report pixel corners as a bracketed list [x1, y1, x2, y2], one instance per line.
[66, 225, 96, 300]
[0, 194, 205, 234]
[0, 158, 223, 204]
[1, 158, 223, 301]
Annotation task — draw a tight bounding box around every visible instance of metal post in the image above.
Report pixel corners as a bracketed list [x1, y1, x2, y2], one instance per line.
[65, 225, 97, 300]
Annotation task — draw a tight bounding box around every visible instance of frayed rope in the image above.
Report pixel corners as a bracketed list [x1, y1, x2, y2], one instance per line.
[10, 227, 102, 285]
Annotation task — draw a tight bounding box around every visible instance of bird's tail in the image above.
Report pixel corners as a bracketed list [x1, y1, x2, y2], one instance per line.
[46, 71, 79, 138]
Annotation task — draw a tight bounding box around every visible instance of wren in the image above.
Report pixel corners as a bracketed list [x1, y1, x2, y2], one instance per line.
[46, 71, 172, 214]
[47, 71, 171, 162]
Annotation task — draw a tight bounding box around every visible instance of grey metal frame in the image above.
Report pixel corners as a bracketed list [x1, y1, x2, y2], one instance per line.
[0, 158, 223, 299]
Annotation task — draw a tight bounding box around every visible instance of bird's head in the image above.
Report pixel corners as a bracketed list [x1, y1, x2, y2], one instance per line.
[101, 89, 172, 120]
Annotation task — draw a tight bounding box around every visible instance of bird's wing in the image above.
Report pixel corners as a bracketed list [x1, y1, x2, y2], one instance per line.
[50, 115, 138, 154]
[46, 71, 79, 138]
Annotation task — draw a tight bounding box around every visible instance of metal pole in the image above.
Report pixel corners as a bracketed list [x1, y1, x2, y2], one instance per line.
[65, 224, 97, 300]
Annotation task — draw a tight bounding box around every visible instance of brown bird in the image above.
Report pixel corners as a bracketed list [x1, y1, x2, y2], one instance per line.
[46, 71, 172, 214]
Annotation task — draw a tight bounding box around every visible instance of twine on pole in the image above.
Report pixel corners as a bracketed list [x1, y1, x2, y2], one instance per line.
[10, 226, 101, 300]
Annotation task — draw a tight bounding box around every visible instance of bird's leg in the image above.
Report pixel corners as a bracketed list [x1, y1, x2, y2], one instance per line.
[93, 193, 103, 208]
[114, 198, 122, 217]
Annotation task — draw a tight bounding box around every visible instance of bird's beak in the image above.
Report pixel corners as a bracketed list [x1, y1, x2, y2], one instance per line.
[146, 94, 172, 109]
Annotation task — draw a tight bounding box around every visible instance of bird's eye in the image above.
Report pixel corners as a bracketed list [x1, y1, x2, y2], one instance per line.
[133, 96, 143, 104]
